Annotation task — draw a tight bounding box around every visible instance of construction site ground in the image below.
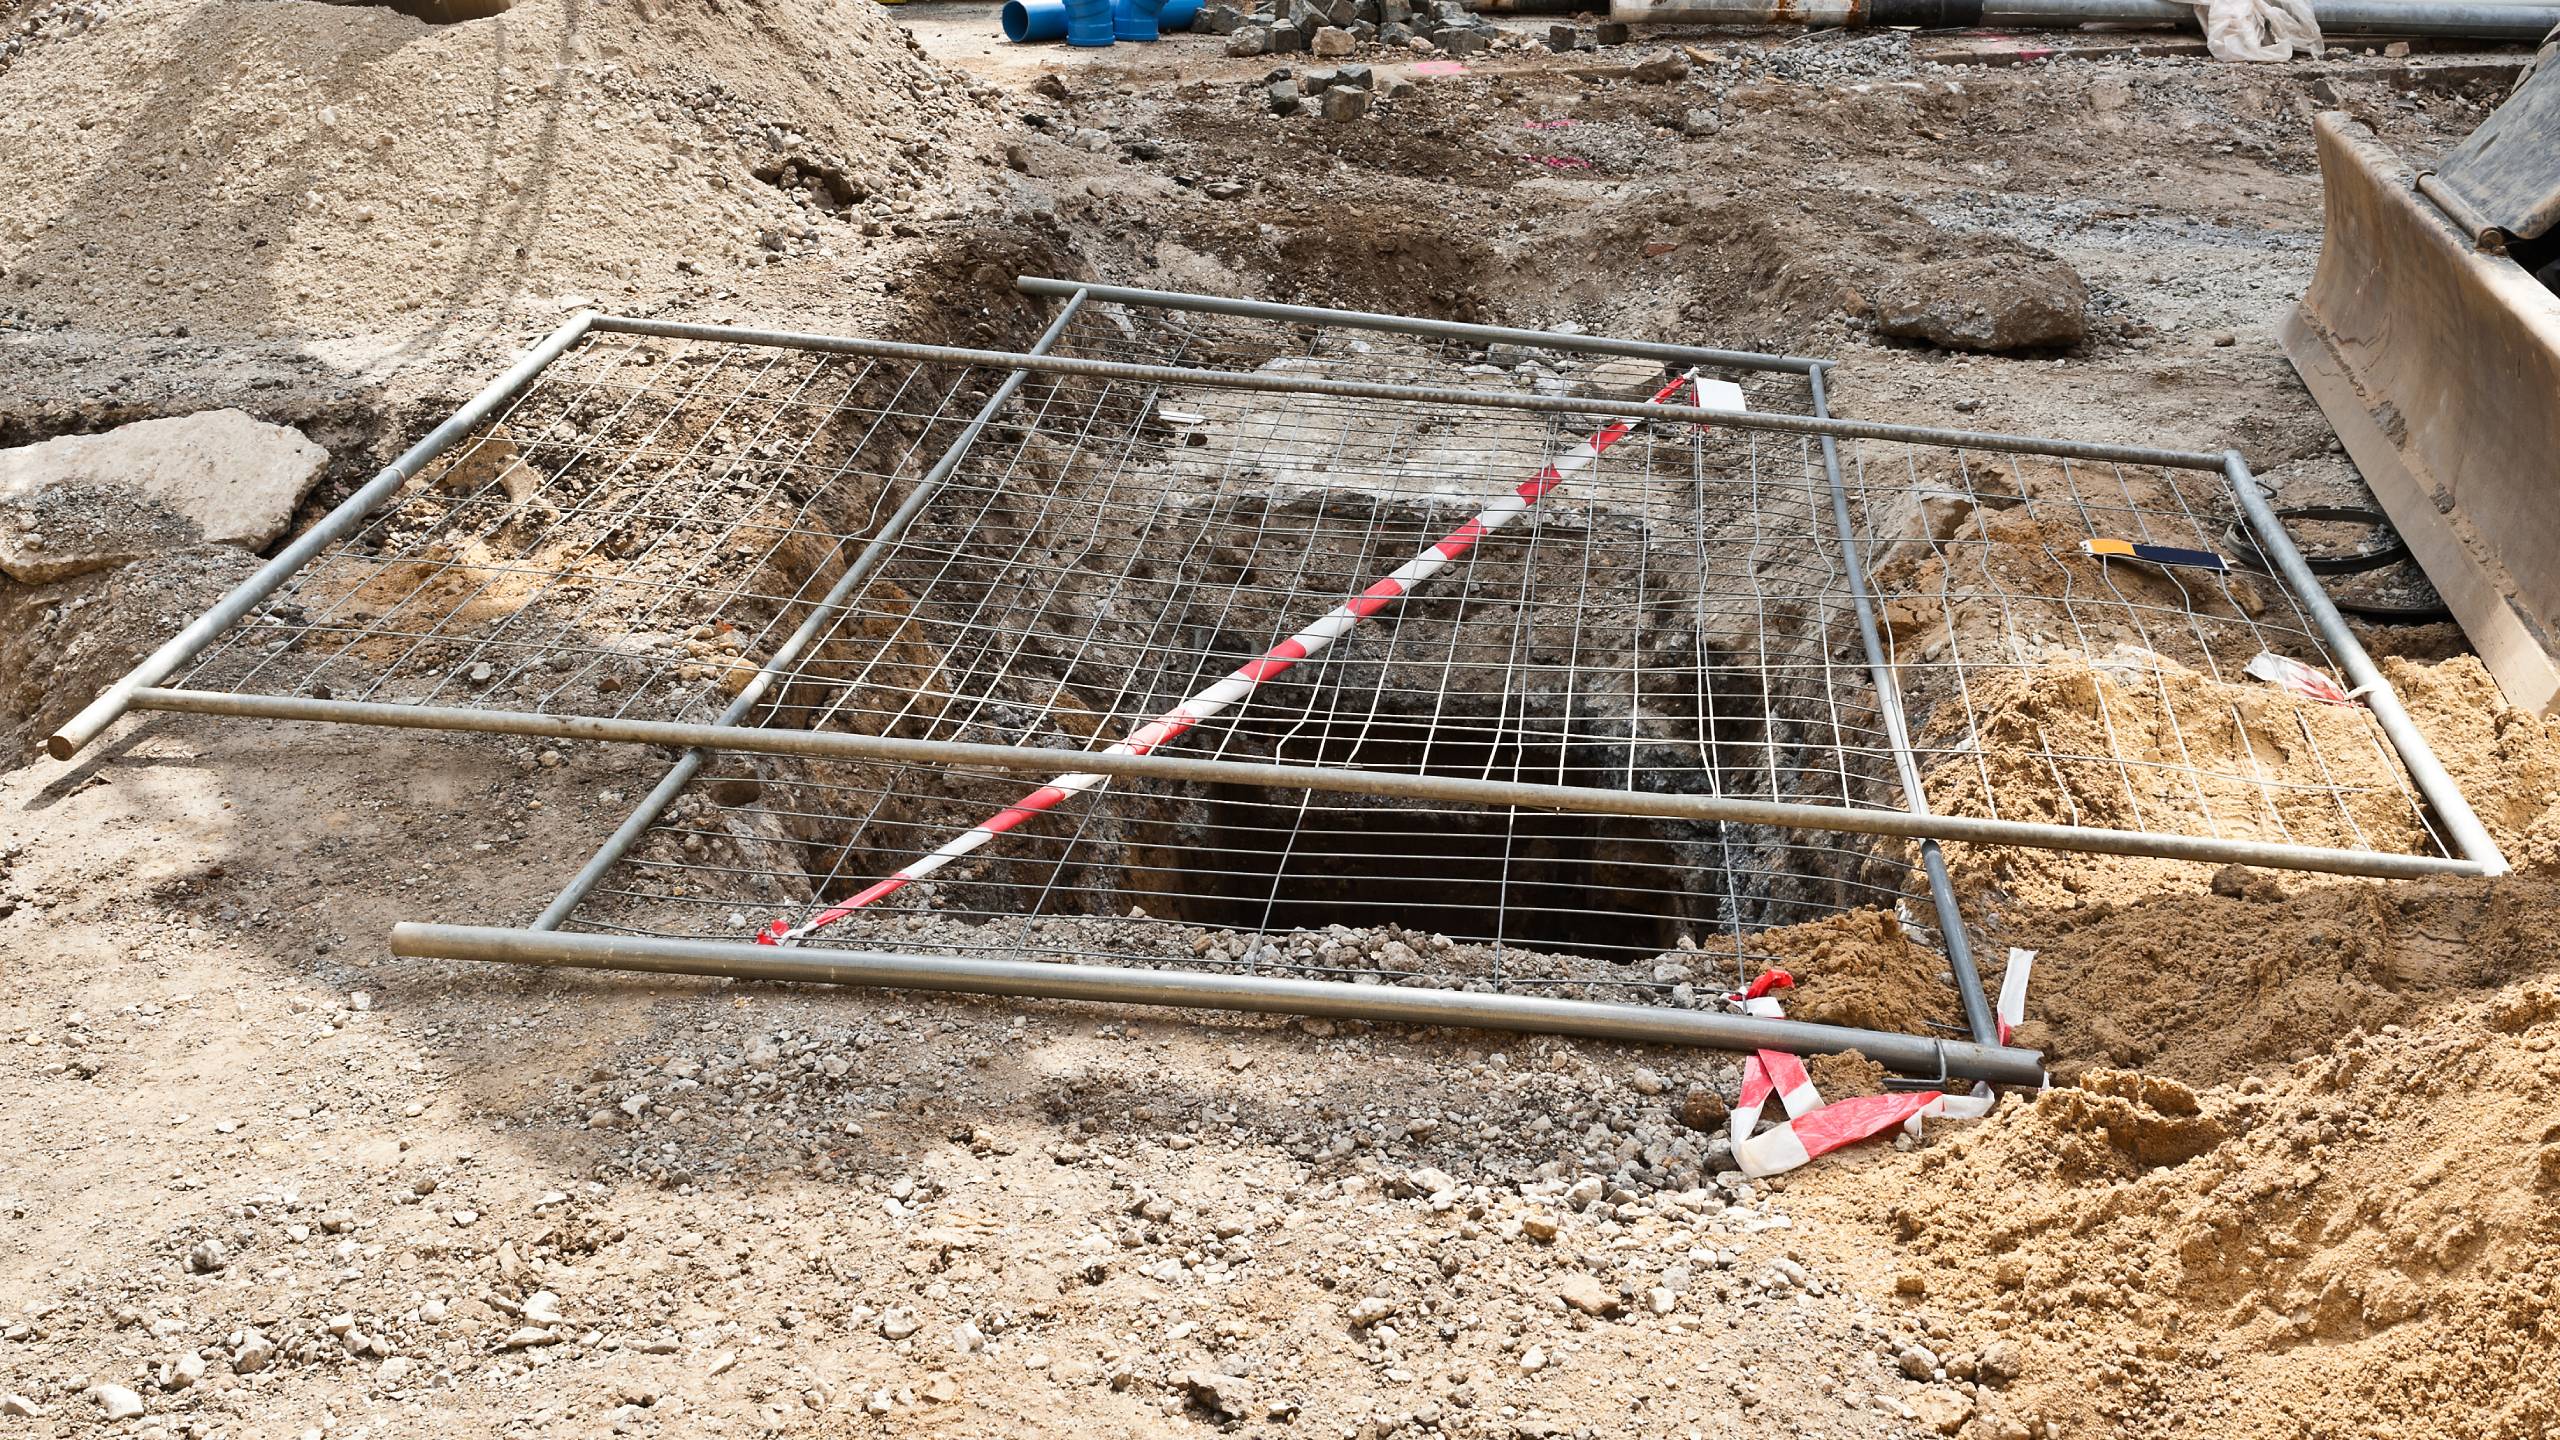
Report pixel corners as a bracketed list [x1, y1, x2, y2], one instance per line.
[3, 3, 2557, 1438]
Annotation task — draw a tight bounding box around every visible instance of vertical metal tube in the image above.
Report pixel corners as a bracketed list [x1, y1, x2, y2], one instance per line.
[531, 289, 1096, 930]
[2222, 452, 2509, 875]
[47, 312, 598, 762]
[1805, 367, 2004, 1048]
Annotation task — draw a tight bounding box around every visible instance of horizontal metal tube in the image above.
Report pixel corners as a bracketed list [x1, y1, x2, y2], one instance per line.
[1014, 275, 1828, 375]
[2223, 453, 2509, 875]
[134, 687, 2492, 880]
[1993, 0, 2560, 35]
[390, 923, 2050, 1085]
[587, 315, 2231, 471]
[47, 312, 598, 762]
[1615, 0, 2560, 36]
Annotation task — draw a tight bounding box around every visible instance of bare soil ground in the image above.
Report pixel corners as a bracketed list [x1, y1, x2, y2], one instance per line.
[4, 3, 2556, 1439]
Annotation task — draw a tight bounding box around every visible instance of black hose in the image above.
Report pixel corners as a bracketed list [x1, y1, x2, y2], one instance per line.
[2227, 506, 2452, 622]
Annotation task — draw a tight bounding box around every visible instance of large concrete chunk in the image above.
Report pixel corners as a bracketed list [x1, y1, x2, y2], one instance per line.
[1873, 257, 2088, 354]
[0, 410, 327, 584]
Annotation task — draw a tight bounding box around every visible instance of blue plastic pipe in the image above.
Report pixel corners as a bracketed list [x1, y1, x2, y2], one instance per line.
[1113, 0, 1165, 39]
[1001, 0, 1068, 39]
[1005, 0, 1197, 41]
[1063, 0, 1117, 43]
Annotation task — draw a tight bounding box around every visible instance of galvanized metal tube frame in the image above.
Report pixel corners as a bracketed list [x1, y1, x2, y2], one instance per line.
[46, 312, 599, 762]
[1805, 367, 2001, 1047]
[585, 314, 2235, 472]
[389, 923, 2051, 1086]
[1014, 274, 1827, 375]
[124, 685, 2490, 879]
[2222, 452, 2509, 875]
[529, 288, 1098, 930]
[51, 284, 2502, 1085]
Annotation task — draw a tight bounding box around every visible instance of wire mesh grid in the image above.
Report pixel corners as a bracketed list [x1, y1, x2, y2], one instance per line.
[148, 293, 2464, 1018]
[1843, 446, 2447, 862]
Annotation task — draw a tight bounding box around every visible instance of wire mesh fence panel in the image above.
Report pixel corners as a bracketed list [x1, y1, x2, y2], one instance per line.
[539, 301, 1948, 1006]
[1841, 443, 2446, 863]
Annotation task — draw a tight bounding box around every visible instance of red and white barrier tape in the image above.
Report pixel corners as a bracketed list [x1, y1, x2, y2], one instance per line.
[758, 370, 1744, 946]
[1724, 948, 2036, 1178]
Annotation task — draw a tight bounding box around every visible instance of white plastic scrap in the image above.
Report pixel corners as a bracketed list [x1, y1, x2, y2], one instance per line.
[2193, 0, 2323, 62]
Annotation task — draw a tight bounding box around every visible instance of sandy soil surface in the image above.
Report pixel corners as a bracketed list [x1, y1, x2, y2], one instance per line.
[4, 3, 2556, 1438]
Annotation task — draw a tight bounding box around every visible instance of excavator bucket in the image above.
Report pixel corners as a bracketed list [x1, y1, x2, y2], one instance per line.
[2283, 95, 2560, 712]
[2282, 93, 2560, 716]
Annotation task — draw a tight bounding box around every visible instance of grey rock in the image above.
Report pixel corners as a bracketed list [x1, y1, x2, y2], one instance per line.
[1311, 24, 1355, 55]
[1429, 26, 1489, 54]
[1320, 84, 1370, 121]
[0, 410, 329, 584]
[1197, 1, 1247, 31]
[1874, 257, 2089, 353]
[1268, 80, 1302, 114]
[1225, 23, 1272, 54]
[89, 1384, 145, 1421]
[1977, 1339, 2024, 1385]
[1683, 107, 1722, 135]
[1335, 61, 1374, 88]
[1630, 48, 1689, 83]
[1183, 1369, 1255, 1419]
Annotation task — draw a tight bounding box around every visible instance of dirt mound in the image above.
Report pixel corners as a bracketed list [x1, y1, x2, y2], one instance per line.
[1830, 987, 2560, 1440]
[0, 0, 1004, 342]
[1792, 651, 2560, 1439]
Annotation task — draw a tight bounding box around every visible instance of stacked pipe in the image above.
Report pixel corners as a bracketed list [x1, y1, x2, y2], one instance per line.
[1604, 0, 2560, 38]
[1004, 0, 1203, 42]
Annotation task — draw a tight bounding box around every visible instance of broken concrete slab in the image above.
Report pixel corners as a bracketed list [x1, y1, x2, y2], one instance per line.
[0, 409, 328, 584]
[1873, 258, 2089, 353]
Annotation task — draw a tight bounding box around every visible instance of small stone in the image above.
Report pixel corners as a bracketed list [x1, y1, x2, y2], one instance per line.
[1320, 85, 1370, 122]
[922, 1373, 960, 1404]
[2211, 331, 2237, 347]
[1899, 1344, 1940, 1380]
[1518, 1344, 1548, 1372]
[521, 1291, 562, 1324]
[1679, 1087, 1728, 1131]
[951, 1319, 985, 1354]
[880, 1309, 919, 1340]
[1182, 1369, 1254, 1419]
[160, 1350, 207, 1391]
[1267, 80, 1301, 115]
[1347, 1296, 1399, 1329]
[1226, 23, 1272, 55]
[1977, 1339, 2023, 1386]
[500, 1327, 560, 1350]
[1563, 1176, 1604, 1211]
[1557, 1273, 1621, 1318]
[1629, 1066, 1667, 1096]
[349, 990, 372, 1012]
[1911, 1386, 1973, 1434]
[186, 1238, 227, 1274]
[1895, 1270, 1929, 1296]
[1311, 24, 1355, 55]
[0, 1395, 40, 1418]
[232, 1333, 275, 1373]
[1520, 1212, 1560, 1242]
[1629, 48, 1688, 83]
[90, 1384, 146, 1421]
[1645, 1286, 1677, 1315]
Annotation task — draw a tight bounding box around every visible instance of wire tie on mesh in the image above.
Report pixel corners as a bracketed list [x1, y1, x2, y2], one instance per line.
[756, 368, 1722, 948]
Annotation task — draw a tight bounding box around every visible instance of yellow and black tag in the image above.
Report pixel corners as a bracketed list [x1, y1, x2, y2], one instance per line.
[2081, 538, 2229, 573]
